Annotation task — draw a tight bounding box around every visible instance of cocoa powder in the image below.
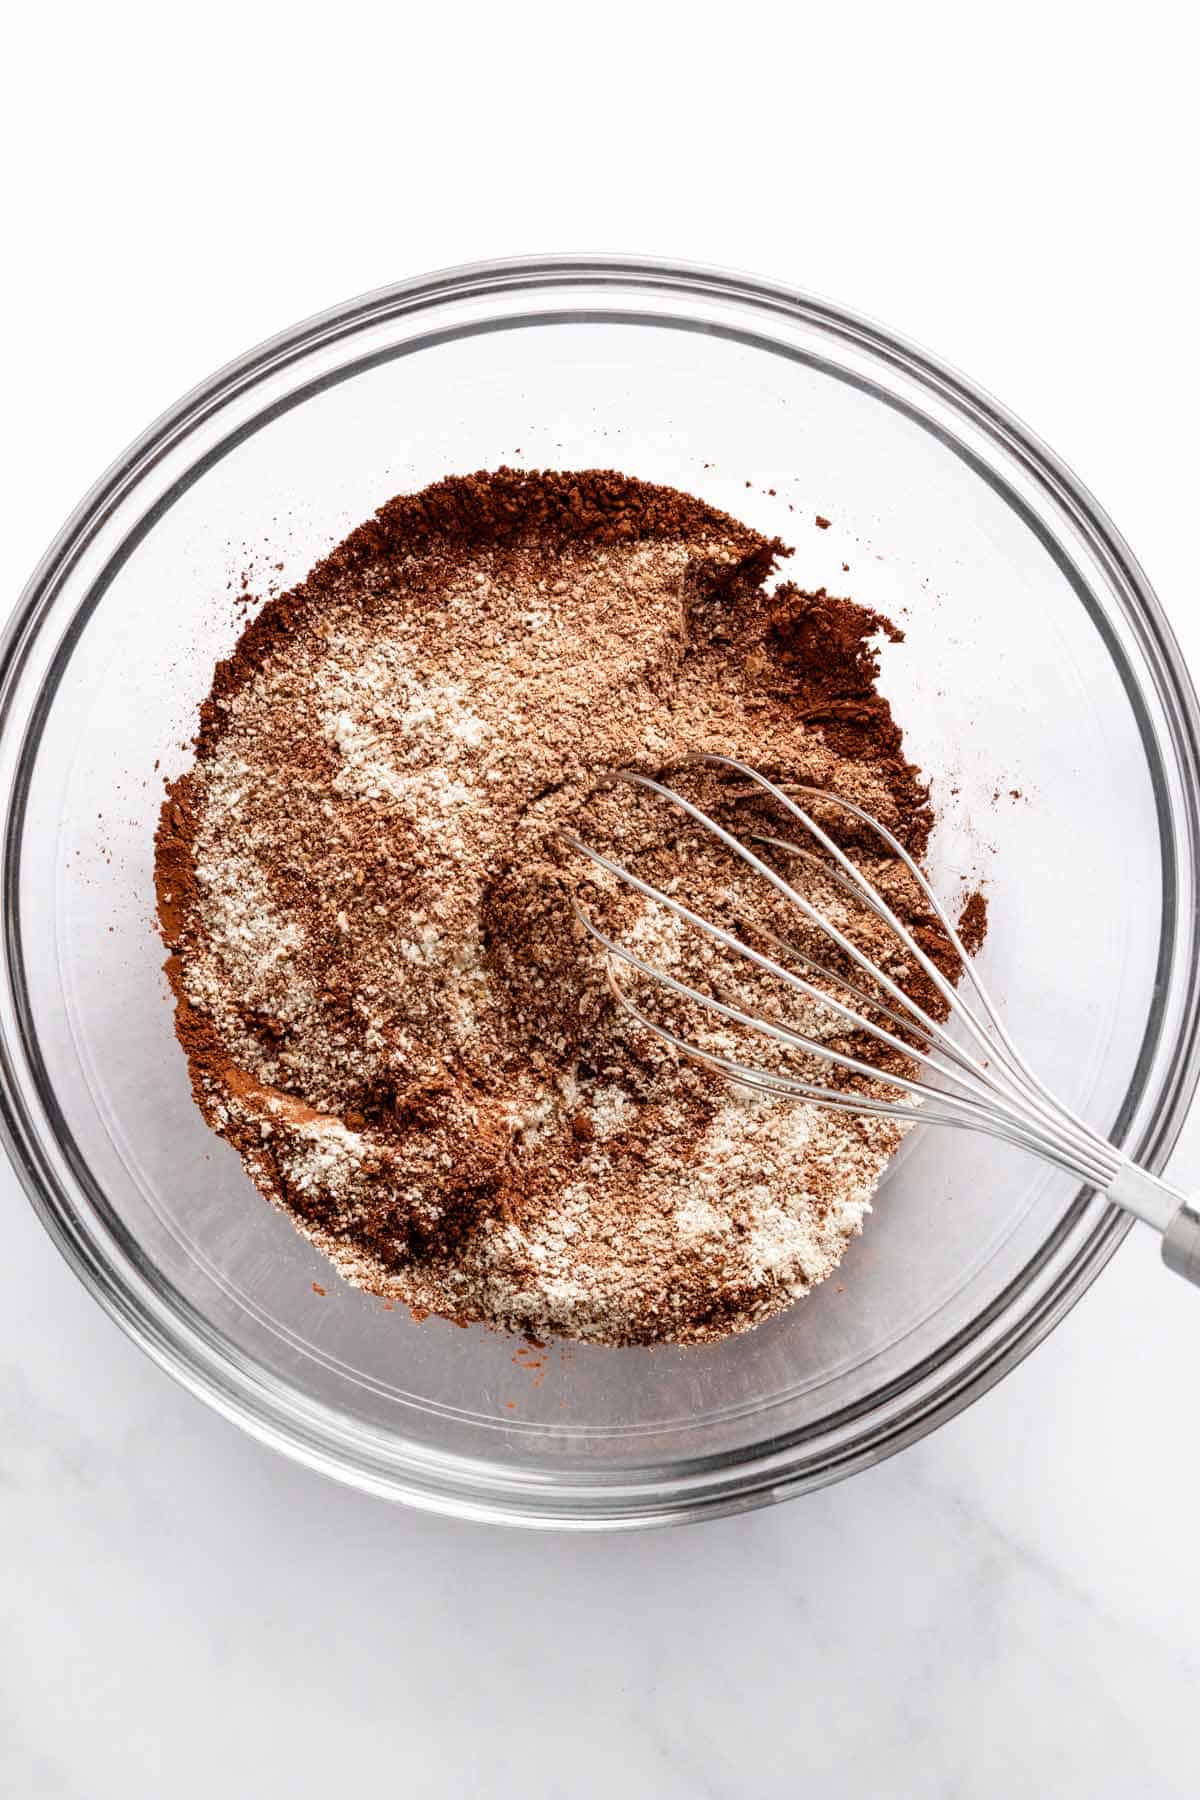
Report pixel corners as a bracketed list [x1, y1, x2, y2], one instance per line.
[155, 467, 984, 1346]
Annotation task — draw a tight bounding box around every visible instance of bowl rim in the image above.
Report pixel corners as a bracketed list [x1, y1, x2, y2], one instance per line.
[3, 251, 1200, 1528]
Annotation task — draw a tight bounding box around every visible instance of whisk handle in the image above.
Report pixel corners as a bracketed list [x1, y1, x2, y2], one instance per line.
[1163, 1202, 1200, 1288]
[1105, 1163, 1200, 1287]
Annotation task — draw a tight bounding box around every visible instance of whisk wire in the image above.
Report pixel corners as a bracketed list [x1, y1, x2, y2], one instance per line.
[614, 766, 1114, 1177]
[563, 758, 1122, 1191]
[707, 758, 1018, 1068]
[751, 824, 1112, 1168]
[604, 967, 1118, 1186]
[635, 941, 1109, 1184]
[608, 770, 962, 1053]
[565, 844, 1099, 1168]
[702, 757, 1120, 1179]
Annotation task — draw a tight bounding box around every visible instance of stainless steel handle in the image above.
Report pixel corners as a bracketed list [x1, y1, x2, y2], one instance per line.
[1104, 1163, 1200, 1288]
[1163, 1202, 1200, 1288]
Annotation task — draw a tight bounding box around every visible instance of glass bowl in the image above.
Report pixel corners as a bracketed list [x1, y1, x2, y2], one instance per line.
[3, 255, 1198, 1529]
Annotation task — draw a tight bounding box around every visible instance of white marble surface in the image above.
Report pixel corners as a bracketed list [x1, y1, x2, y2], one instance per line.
[5, 8, 1200, 1794]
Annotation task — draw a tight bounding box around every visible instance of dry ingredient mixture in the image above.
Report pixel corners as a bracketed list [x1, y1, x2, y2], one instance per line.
[156, 468, 984, 1346]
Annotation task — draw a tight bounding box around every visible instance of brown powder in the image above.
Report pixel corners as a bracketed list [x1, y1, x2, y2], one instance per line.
[156, 467, 984, 1346]
[956, 890, 989, 959]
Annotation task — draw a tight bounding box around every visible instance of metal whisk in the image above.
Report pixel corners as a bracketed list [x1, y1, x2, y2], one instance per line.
[562, 754, 1200, 1288]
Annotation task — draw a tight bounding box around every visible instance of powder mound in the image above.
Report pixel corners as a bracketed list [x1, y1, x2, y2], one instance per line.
[155, 466, 980, 1346]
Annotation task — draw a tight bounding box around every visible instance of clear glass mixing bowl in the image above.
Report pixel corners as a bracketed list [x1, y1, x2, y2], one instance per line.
[3, 255, 1198, 1528]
